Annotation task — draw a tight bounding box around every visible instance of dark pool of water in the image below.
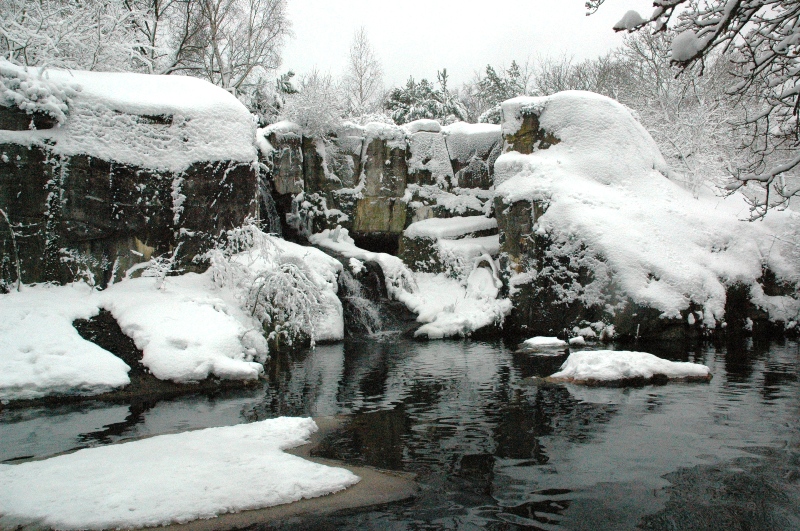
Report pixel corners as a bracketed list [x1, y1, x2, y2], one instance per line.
[2, 336, 799, 530]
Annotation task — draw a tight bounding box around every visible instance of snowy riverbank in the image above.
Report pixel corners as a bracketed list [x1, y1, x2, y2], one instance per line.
[0, 418, 359, 529]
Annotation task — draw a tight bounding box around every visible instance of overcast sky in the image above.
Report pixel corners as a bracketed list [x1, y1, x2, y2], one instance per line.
[282, 0, 654, 88]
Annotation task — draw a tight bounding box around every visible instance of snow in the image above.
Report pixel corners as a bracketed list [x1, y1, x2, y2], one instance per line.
[613, 10, 646, 31]
[0, 60, 75, 124]
[363, 121, 406, 149]
[309, 227, 417, 301]
[255, 129, 274, 157]
[0, 283, 130, 402]
[522, 336, 567, 348]
[407, 130, 454, 187]
[407, 270, 511, 339]
[103, 274, 268, 382]
[442, 122, 501, 163]
[0, 417, 360, 529]
[549, 350, 711, 383]
[0, 59, 256, 172]
[404, 215, 497, 240]
[405, 183, 488, 216]
[494, 91, 800, 326]
[403, 118, 441, 134]
[0, 227, 349, 400]
[209, 226, 345, 344]
[671, 30, 706, 63]
[310, 227, 511, 339]
[262, 120, 303, 137]
[437, 235, 501, 262]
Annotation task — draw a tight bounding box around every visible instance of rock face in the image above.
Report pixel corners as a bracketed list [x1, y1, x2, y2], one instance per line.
[0, 62, 258, 289]
[259, 120, 503, 254]
[0, 135, 257, 287]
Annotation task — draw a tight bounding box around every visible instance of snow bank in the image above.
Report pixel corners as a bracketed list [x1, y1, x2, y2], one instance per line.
[404, 215, 497, 240]
[103, 274, 268, 382]
[0, 417, 359, 529]
[0, 284, 130, 402]
[407, 269, 511, 339]
[495, 91, 800, 325]
[0, 227, 349, 400]
[0, 60, 256, 172]
[548, 350, 711, 384]
[403, 118, 441, 134]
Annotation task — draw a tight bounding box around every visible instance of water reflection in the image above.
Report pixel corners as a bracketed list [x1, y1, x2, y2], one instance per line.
[1, 337, 798, 530]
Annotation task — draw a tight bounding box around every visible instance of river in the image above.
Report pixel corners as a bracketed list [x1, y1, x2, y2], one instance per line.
[2, 335, 799, 530]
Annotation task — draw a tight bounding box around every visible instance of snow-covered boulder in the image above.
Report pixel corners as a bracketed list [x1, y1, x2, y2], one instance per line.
[494, 90, 800, 339]
[545, 350, 712, 386]
[0, 60, 258, 287]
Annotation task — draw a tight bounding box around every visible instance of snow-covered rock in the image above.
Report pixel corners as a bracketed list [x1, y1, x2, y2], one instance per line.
[0, 283, 130, 402]
[403, 215, 497, 240]
[0, 59, 256, 172]
[546, 350, 712, 385]
[494, 90, 800, 338]
[102, 274, 268, 383]
[0, 60, 259, 287]
[522, 336, 568, 348]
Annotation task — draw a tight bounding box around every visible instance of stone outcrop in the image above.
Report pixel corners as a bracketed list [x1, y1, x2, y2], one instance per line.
[0, 132, 257, 287]
[258, 119, 503, 254]
[492, 93, 800, 341]
[0, 61, 258, 289]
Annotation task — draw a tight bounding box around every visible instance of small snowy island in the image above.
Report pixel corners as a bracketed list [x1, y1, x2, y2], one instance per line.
[0, 418, 359, 529]
[544, 350, 712, 386]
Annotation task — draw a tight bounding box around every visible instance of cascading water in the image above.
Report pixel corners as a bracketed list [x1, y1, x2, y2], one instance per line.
[338, 270, 383, 335]
[258, 179, 283, 237]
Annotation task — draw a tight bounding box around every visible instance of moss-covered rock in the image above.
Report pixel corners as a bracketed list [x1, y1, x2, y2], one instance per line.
[503, 110, 560, 154]
[353, 197, 407, 234]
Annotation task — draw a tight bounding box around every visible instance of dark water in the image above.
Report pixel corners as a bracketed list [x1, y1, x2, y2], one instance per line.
[2, 336, 799, 530]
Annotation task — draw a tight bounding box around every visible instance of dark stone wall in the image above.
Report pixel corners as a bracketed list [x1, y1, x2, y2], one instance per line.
[261, 125, 501, 254]
[0, 124, 257, 288]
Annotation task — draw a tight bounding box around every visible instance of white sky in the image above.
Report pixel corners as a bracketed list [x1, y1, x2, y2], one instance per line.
[282, 0, 654, 88]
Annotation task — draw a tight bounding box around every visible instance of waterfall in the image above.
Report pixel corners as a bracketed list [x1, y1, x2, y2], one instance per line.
[338, 270, 383, 335]
[258, 179, 283, 237]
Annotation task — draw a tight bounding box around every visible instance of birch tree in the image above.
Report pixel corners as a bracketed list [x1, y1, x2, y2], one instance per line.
[342, 27, 383, 116]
